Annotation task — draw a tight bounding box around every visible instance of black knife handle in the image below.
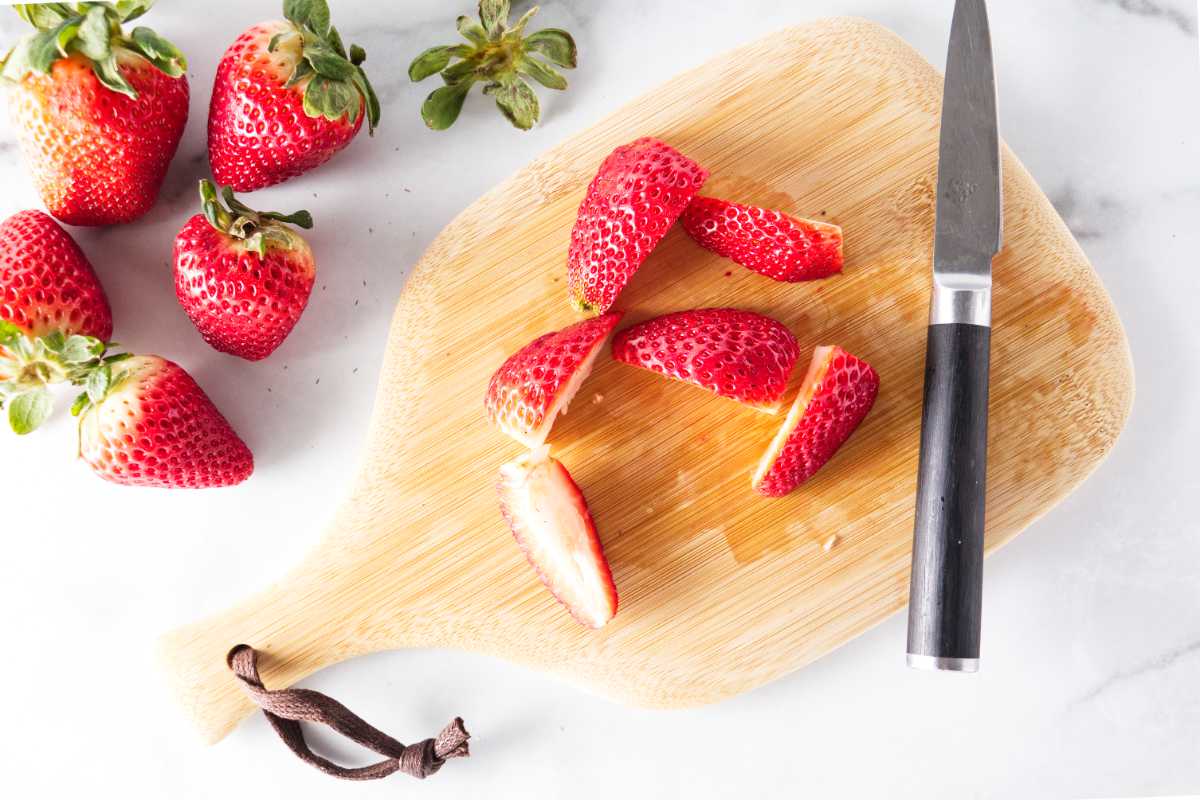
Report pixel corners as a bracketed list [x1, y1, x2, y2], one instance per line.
[906, 322, 991, 670]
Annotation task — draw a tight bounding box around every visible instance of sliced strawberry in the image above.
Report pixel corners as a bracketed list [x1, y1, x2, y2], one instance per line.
[486, 313, 622, 448]
[611, 308, 800, 413]
[566, 137, 709, 314]
[681, 196, 843, 282]
[752, 346, 879, 497]
[497, 446, 617, 629]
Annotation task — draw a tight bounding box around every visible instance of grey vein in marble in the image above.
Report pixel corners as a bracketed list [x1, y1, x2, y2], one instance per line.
[1070, 636, 1200, 707]
[1095, 0, 1198, 35]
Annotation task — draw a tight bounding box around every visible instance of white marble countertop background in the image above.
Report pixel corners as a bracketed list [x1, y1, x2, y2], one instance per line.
[1, 1, 1197, 797]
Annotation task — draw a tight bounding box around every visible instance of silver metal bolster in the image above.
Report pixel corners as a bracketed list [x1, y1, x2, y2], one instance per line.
[906, 653, 980, 672]
[930, 281, 991, 327]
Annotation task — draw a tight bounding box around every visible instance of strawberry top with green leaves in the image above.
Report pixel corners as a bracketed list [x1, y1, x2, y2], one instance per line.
[207, 0, 380, 192]
[567, 138, 709, 314]
[409, 0, 577, 131]
[0, 2, 189, 226]
[174, 181, 316, 362]
[75, 354, 254, 489]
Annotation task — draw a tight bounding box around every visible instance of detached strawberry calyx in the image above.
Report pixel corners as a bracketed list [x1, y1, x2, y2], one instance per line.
[198, 179, 313, 259]
[270, 0, 380, 134]
[0, 319, 127, 435]
[410, 0, 577, 131]
[0, 1, 186, 99]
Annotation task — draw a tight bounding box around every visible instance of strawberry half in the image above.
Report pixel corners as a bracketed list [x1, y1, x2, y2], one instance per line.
[1, 4, 189, 225]
[497, 446, 617, 629]
[681, 196, 844, 282]
[75, 355, 253, 489]
[611, 308, 800, 413]
[207, 0, 380, 192]
[174, 181, 316, 361]
[566, 137, 709, 314]
[486, 313, 622, 448]
[752, 346, 879, 497]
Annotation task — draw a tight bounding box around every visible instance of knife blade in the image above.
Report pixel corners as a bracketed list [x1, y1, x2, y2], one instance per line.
[906, 0, 1001, 672]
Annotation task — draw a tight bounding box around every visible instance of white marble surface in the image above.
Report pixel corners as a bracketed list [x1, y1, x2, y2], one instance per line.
[1, 1, 1198, 797]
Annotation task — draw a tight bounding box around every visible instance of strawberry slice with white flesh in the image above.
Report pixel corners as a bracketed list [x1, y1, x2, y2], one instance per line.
[486, 313, 622, 448]
[752, 346, 880, 497]
[497, 446, 617, 628]
[610, 308, 800, 413]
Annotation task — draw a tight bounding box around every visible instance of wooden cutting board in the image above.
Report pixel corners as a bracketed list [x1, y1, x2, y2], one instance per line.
[160, 18, 1133, 744]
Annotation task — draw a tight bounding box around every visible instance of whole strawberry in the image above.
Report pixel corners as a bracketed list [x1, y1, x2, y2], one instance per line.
[208, 0, 381, 192]
[567, 138, 708, 314]
[0, 2, 188, 226]
[1, 210, 114, 434]
[174, 181, 315, 361]
[74, 355, 253, 488]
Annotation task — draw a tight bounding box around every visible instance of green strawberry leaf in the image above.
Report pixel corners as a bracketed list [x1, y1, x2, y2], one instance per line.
[27, 28, 65, 73]
[349, 42, 365, 66]
[409, 45, 454, 82]
[303, 73, 358, 123]
[0, 320, 25, 346]
[8, 387, 52, 435]
[61, 335, 104, 363]
[115, 0, 156, 23]
[478, 0, 510, 39]
[303, 42, 354, 80]
[15, 3, 73, 30]
[326, 24, 347, 58]
[484, 77, 539, 130]
[70, 391, 89, 417]
[92, 52, 137, 98]
[86, 363, 111, 404]
[421, 80, 473, 130]
[350, 68, 380, 132]
[284, 0, 330, 37]
[54, 20, 82, 57]
[131, 26, 186, 76]
[76, 5, 112, 62]
[518, 56, 566, 91]
[40, 331, 66, 353]
[0, 320, 25, 347]
[261, 209, 314, 229]
[456, 16, 488, 47]
[523, 29, 577, 69]
[102, 352, 133, 365]
[440, 57, 476, 85]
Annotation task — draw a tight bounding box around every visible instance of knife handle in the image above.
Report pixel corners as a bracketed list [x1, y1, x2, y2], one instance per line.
[906, 322, 991, 671]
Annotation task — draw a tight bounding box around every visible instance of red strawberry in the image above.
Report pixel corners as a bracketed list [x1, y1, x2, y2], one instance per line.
[681, 196, 844, 282]
[0, 210, 111, 340]
[566, 137, 709, 314]
[174, 181, 315, 361]
[1, 209, 115, 434]
[1, 4, 188, 225]
[75, 355, 253, 489]
[497, 446, 617, 629]
[611, 308, 800, 413]
[752, 346, 879, 497]
[486, 313, 622, 448]
[207, 0, 380, 192]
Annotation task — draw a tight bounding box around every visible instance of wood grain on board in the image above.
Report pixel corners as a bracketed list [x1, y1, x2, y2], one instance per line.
[160, 18, 1134, 744]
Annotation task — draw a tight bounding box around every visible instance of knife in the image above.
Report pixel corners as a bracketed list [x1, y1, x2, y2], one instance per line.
[906, 0, 1001, 672]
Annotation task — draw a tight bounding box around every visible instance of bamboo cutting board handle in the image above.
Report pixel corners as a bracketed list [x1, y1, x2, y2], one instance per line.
[160, 18, 1133, 745]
